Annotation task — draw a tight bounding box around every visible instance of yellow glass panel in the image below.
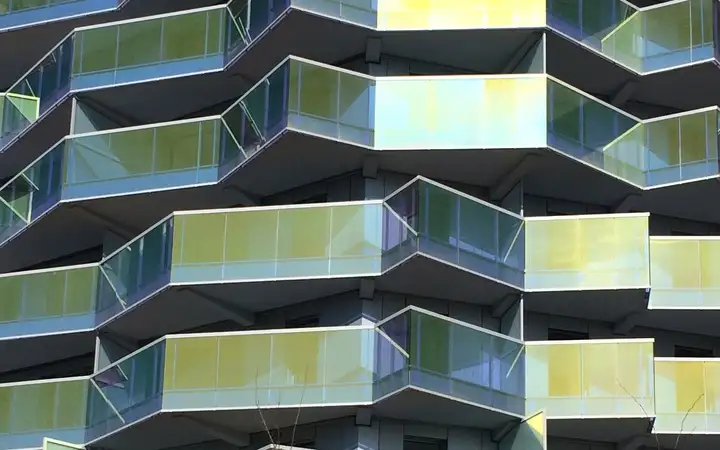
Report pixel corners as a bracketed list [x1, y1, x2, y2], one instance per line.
[324, 329, 372, 385]
[217, 334, 272, 388]
[169, 337, 219, 390]
[548, 344, 581, 397]
[650, 240, 700, 289]
[377, 0, 546, 29]
[163, 338, 176, 388]
[526, 216, 648, 289]
[270, 332, 323, 388]
[329, 204, 380, 258]
[704, 362, 720, 416]
[175, 213, 226, 265]
[224, 209, 279, 263]
[277, 207, 331, 261]
[700, 240, 720, 289]
[109, 129, 155, 175]
[673, 361, 706, 413]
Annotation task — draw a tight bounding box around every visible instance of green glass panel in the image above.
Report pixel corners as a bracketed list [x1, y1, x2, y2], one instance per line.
[55, 380, 87, 429]
[64, 267, 97, 315]
[162, 11, 208, 61]
[0, 276, 22, 322]
[12, 382, 56, 432]
[76, 26, 117, 74]
[0, 388, 10, 434]
[116, 20, 162, 68]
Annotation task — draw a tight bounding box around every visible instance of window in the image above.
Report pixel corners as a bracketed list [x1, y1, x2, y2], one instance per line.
[547, 328, 589, 341]
[675, 345, 713, 358]
[403, 437, 447, 450]
[286, 315, 320, 328]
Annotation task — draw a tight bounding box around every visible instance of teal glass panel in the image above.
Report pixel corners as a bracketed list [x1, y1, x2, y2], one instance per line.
[385, 179, 525, 287]
[377, 308, 525, 415]
[0, 141, 65, 242]
[71, 7, 228, 90]
[96, 218, 173, 323]
[63, 119, 224, 199]
[547, 0, 637, 50]
[87, 342, 165, 441]
[0, 0, 118, 31]
[0, 378, 88, 449]
[0, 265, 97, 337]
[547, 79, 645, 185]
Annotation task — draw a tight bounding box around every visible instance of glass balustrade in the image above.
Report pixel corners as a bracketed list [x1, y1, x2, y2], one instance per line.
[0, 265, 97, 337]
[0, 0, 119, 30]
[377, 307, 525, 415]
[601, 0, 715, 73]
[170, 202, 389, 284]
[86, 341, 165, 441]
[655, 359, 720, 433]
[650, 237, 720, 308]
[525, 339, 655, 417]
[547, 0, 637, 49]
[0, 117, 238, 248]
[385, 178, 525, 287]
[0, 378, 88, 449]
[546, 79, 646, 185]
[96, 217, 173, 323]
[0, 5, 241, 147]
[525, 214, 650, 291]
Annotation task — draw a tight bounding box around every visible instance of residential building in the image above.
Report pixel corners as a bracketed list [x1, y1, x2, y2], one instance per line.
[0, 1, 716, 450]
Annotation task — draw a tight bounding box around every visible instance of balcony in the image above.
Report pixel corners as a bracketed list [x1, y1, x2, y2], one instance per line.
[525, 338, 655, 441]
[0, 0, 119, 31]
[523, 213, 650, 322]
[0, 264, 97, 338]
[0, 116, 241, 270]
[547, 0, 717, 74]
[641, 237, 720, 336]
[655, 359, 720, 434]
[0, 377, 88, 449]
[375, 307, 525, 428]
[87, 326, 383, 443]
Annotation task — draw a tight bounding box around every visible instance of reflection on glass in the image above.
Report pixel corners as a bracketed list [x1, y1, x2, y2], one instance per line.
[644, 109, 719, 186]
[87, 342, 165, 441]
[222, 58, 374, 177]
[374, 76, 545, 150]
[525, 214, 650, 290]
[377, 0, 547, 29]
[64, 119, 225, 199]
[163, 328, 377, 409]
[377, 308, 525, 415]
[649, 238, 720, 308]
[385, 179, 525, 287]
[0, 265, 97, 337]
[547, 0, 636, 49]
[0, 378, 88, 449]
[96, 218, 173, 322]
[546, 79, 645, 185]
[655, 359, 720, 433]
[525, 339, 655, 417]
[171, 202, 384, 283]
[601, 0, 715, 73]
[1, 6, 239, 148]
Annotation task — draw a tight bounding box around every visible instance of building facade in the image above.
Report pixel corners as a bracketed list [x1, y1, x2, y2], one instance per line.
[0, 0, 717, 449]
